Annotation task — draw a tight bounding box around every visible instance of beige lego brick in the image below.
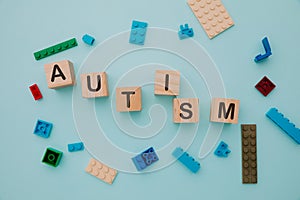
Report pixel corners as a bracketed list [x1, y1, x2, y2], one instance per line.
[154, 70, 180, 96]
[81, 72, 109, 98]
[44, 60, 76, 89]
[173, 98, 199, 123]
[85, 158, 118, 185]
[187, 0, 234, 39]
[116, 86, 142, 112]
[210, 98, 240, 124]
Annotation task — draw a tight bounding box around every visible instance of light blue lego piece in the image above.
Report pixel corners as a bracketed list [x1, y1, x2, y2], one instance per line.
[214, 141, 231, 157]
[178, 24, 194, 40]
[172, 147, 200, 173]
[33, 119, 53, 138]
[129, 20, 148, 45]
[68, 142, 84, 152]
[266, 107, 300, 144]
[132, 147, 159, 171]
[254, 36, 272, 62]
[82, 34, 95, 45]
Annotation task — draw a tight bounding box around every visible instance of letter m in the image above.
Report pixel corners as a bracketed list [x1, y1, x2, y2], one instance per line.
[218, 102, 235, 120]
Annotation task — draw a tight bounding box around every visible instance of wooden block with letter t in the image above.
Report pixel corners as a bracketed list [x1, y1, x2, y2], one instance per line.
[210, 98, 240, 124]
[81, 72, 109, 98]
[116, 87, 142, 112]
[173, 98, 199, 123]
[154, 70, 180, 96]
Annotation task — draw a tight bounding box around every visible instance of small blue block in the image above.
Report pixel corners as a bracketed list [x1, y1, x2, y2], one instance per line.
[254, 36, 272, 62]
[178, 24, 194, 40]
[33, 119, 53, 138]
[68, 142, 84, 152]
[132, 147, 159, 171]
[214, 141, 231, 157]
[129, 20, 148, 45]
[172, 147, 200, 173]
[82, 34, 95, 45]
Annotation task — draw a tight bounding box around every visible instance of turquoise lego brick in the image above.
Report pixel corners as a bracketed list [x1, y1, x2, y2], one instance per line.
[132, 147, 159, 171]
[266, 108, 300, 144]
[42, 147, 63, 167]
[214, 141, 231, 157]
[33, 38, 78, 60]
[129, 20, 148, 45]
[172, 147, 200, 173]
[178, 24, 194, 40]
[68, 142, 84, 152]
[254, 37, 272, 62]
[33, 119, 53, 138]
[82, 34, 95, 45]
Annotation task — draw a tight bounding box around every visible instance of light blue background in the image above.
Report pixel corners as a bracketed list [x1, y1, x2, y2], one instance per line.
[0, 0, 300, 199]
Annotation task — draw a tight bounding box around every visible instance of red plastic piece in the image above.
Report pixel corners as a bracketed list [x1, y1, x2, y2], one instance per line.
[29, 84, 43, 100]
[255, 76, 276, 97]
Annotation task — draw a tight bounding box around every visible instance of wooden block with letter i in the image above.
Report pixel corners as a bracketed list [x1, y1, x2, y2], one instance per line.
[210, 98, 240, 124]
[154, 70, 180, 96]
[173, 98, 199, 123]
[116, 87, 142, 112]
[81, 72, 109, 98]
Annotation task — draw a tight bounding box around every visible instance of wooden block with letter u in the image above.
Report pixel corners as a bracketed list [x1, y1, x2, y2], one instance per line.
[116, 87, 142, 112]
[210, 98, 240, 124]
[173, 98, 199, 123]
[81, 72, 109, 98]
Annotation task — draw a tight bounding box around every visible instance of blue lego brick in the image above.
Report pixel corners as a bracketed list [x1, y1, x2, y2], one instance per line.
[82, 34, 95, 45]
[266, 108, 300, 144]
[68, 142, 84, 152]
[214, 141, 231, 157]
[129, 20, 148, 45]
[178, 24, 194, 40]
[254, 36, 272, 62]
[33, 119, 53, 138]
[172, 147, 200, 173]
[132, 147, 159, 171]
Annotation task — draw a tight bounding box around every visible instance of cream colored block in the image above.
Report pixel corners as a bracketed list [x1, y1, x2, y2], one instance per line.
[81, 72, 109, 98]
[154, 70, 180, 96]
[116, 87, 142, 112]
[173, 98, 199, 123]
[210, 98, 240, 124]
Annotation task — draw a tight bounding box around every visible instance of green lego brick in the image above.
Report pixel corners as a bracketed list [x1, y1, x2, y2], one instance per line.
[42, 147, 63, 167]
[34, 38, 78, 60]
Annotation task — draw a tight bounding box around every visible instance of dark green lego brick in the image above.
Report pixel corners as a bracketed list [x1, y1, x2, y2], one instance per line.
[42, 147, 63, 167]
[33, 38, 78, 60]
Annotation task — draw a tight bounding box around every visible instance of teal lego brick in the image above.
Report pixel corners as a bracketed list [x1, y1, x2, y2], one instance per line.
[172, 147, 200, 173]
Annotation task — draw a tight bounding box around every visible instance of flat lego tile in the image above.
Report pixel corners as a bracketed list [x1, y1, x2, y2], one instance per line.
[178, 24, 194, 40]
[187, 0, 234, 39]
[132, 147, 159, 171]
[129, 20, 148, 45]
[82, 34, 95, 45]
[154, 70, 180, 96]
[255, 76, 276, 97]
[173, 98, 199, 123]
[68, 142, 84, 152]
[210, 98, 240, 124]
[116, 86, 142, 112]
[81, 72, 109, 98]
[85, 158, 118, 184]
[214, 141, 231, 157]
[172, 147, 200, 173]
[33, 119, 53, 138]
[29, 83, 43, 100]
[42, 147, 63, 167]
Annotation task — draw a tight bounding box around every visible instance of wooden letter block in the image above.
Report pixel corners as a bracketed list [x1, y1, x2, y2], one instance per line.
[44, 60, 75, 89]
[210, 98, 240, 124]
[116, 87, 142, 112]
[154, 70, 180, 96]
[173, 98, 199, 123]
[80, 72, 109, 98]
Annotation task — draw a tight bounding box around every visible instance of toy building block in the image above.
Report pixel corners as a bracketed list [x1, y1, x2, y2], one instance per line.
[187, 0, 234, 39]
[33, 119, 53, 138]
[255, 76, 276, 97]
[68, 142, 84, 152]
[81, 72, 109, 98]
[214, 141, 231, 157]
[173, 98, 199, 123]
[116, 86, 142, 112]
[42, 147, 63, 167]
[210, 98, 240, 124]
[241, 124, 257, 184]
[154, 70, 180, 96]
[129, 20, 148, 45]
[132, 147, 159, 171]
[33, 38, 77, 61]
[82, 34, 95, 45]
[85, 158, 118, 184]
[172, 147, 200, 173]
[254, 37, 272, 62]
[44, 60, 76, 89]
[178, 24, 194, 40]
[29, 83, 43, 100]
[266, 108, 300, 144]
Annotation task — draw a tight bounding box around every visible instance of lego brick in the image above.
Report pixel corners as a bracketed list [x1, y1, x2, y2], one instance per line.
[68, 142, 84, 152]
[129, 20, 148, 45]
[154, 70, 180, 96]
[33, 38, 77, 60]
[42, 147, 63, 167]
[255, 76, 276, 97]
[173, 98, 199, 123]
[116, 86, 142, 112]
[178, 24, 194, 40]
[81, 72, 109, 98]
[210, 98, 240, 124]
[33, 119, 53, 138]
[172, 147, 200, 173]
[132, 147, 159, 171]
[266, 108, 300, 144]
[29, 83, 43, 100]
[82, 34, 95, 45]
[254, 37, 272, 62]
[214, 141, 231, 157]
[187, 0, 234, 39]
[241, 124, 257, 184]
[44, 60, 76, 89]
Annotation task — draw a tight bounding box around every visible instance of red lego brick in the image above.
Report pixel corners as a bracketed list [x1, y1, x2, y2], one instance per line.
[255, 76, 276, 97]
[29, 84, 43, 100]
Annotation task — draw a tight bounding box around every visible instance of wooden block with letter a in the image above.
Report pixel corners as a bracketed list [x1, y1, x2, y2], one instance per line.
[116, 87, 142, 112]
[173, 98, 199, 123]
[81, 72, 109, 98]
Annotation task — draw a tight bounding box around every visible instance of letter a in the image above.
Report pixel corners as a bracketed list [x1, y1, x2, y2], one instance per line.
[51, 64, 66, 82]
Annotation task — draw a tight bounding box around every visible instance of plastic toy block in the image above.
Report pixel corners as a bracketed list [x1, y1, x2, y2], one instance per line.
[255, 76, 276, 97]
[254, 37, 272, 62]
[178, 24, 194, 40]
[81, 72, 109, 98]
[29, 84, 43, 100]
[241, 124, 257, 184]
[33, 119, 53, 138]
[210, 98, 240, 124]
[132, 147, 159, 171]
[172, 147, 200, 173]
[85, 158, 118, 184]
[154, 70, 180, 96]
[266, 108, 300, 144]
[44, 60, 76, 89]
[33, 38, 77, 60]
[116, 87, 142, 112]
[129, 20, 148, 45]
[173, 98, 199, 123]
[214, 141, 231, 157]
[187, 0, 234, 39]
[42, 147, 63, 167]
[82, 34, 95, 45]
[68, 142, 84, 152]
